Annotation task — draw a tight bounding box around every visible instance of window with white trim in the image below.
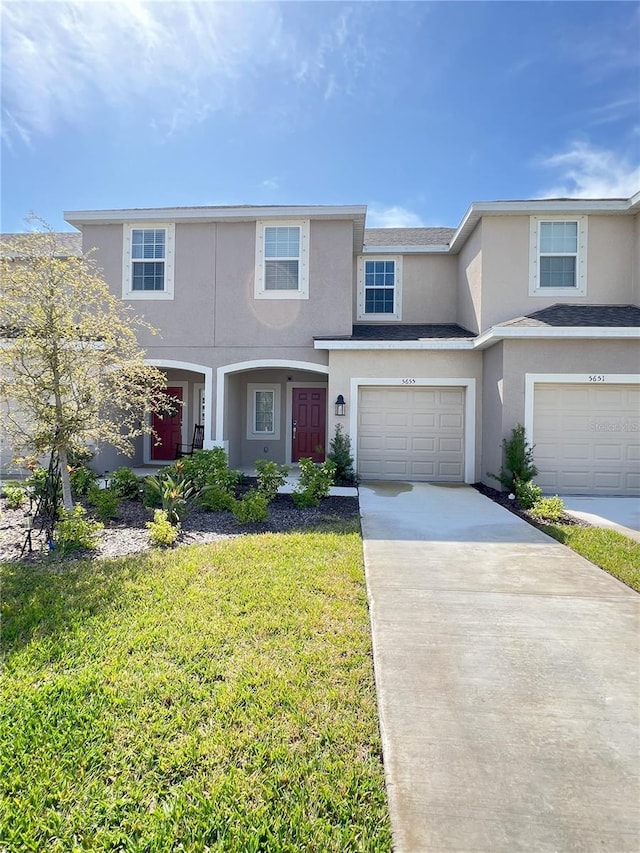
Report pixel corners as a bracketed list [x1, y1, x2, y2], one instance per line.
[357, 255, 402, 320]
[247, 384, 281, 440]
[122, 223, 175, 299]
[529, 216, 587, 296]
[255, 220, 310, 299]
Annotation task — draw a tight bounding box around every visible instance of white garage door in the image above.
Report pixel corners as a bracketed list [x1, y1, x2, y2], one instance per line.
[358, 386, 465, 481]
[533, 384, 640, 495]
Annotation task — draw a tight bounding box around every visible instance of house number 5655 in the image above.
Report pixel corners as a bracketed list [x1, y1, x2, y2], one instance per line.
[401, 378, 416, 384]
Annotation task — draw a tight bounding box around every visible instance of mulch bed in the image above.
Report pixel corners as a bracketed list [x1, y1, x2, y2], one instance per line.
[0, 491, 360, 565]
[473, 482, 590, 531]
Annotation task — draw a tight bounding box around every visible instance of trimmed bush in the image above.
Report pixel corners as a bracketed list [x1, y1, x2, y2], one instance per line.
[255, 459, 289, 502]
[54, 506, 102, 554]
[292, 458, 336, 509]
[69, 465, 97, 499]
[232, 489, 269, 524]
[88, 485, 120, 522]
[514, 478, 543, 510]
[146, 509, 180, 547]
[4, 486, 26, 510]
[108, 467, 141, 500]
[530, 495, 565, 521]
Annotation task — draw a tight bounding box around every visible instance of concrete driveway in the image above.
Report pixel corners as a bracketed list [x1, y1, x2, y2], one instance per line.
[359, 482, 639, 852]
[561, 496, 640, 542]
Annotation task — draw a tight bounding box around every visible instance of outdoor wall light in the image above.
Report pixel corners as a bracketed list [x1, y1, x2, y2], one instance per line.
[335, 394, 346, 417]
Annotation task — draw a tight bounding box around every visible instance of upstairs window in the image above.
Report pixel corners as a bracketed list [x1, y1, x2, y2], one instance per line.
[123, 223, 175, 300]
[132, 229, 165, 291]
[255, 220, 310, 300]
[357, 255, 402, 320]
[529, 216, 587, 296]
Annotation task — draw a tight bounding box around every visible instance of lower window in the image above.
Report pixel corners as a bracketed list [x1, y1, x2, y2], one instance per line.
[247, 384, 281, 440]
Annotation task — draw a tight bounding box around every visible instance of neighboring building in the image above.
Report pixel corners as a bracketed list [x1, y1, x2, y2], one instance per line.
[7, 194, 639, 495]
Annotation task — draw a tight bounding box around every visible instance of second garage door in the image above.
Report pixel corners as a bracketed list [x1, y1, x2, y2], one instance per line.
[357, 386, 465, 481]
[533, 383, 640, 495]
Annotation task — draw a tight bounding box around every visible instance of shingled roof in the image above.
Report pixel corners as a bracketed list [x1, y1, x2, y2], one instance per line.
[316, 324, 474, 342]
[364, 227, 456, 247]
[0, 232, 82, 257]
[498, 304, 640, 328]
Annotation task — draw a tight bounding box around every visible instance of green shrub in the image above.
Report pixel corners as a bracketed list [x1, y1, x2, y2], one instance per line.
[530, 495, 565, 521]
[179, 448, 240, 493]
[292, 458, 336, 509]
[232, 489, 269, 524]
[255, 459, 289, 502]
[514, 478, 543, 510]
[69, 465, 97, 499]
[108, 467, 141, 500]
[54, 506, 103, 554]
[327, 424, 357, 485]
[88, 485, 120, 522]
[26, 466, 61, 505]
[489, 424, 538, 491]
[4, 485, 26, 510]
[187, 448, 240, 511]
[146, 509, 180, 547]
[144, 472, 196, 525]
[197, 485, 236, 512]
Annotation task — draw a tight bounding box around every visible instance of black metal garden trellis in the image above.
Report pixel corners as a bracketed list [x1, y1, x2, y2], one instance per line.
[21, 448, 61, 556]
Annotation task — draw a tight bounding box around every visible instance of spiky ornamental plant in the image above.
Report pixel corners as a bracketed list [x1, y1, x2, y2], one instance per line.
[0, 221, 169, 510]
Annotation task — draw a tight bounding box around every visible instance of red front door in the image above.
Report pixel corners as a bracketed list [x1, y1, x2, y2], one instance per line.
[152, 387, 183, 460]
[292, 388, 326, 462]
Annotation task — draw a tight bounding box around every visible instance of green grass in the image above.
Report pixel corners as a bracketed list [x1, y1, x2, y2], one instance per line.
[1, 523, 391, 852]
[541, 524, 640, 592]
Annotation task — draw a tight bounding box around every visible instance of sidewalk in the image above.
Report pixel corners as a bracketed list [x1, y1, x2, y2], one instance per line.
[359, 482, 640, 852]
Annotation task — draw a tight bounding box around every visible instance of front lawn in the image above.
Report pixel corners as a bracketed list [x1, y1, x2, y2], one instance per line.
[540, 524, 640, 592]
[1, 525, 391, 851]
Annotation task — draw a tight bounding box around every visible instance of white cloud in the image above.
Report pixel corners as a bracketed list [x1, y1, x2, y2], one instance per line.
[0, 1, 366, 145]
[261, 177, 279, 191]
[537, 142, 640, 199]
[367, 205, 426, 228]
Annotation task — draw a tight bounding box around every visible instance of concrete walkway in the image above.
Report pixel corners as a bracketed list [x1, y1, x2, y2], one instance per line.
[359, 482, 640, 852]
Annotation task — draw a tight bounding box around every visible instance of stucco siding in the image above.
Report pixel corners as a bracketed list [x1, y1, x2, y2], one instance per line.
[456, 221, 482, 334]
[500, 339, 639, 434]
[215, 219, 353, 348]
[481, 215, 637, 330]
[480, 341, 504, 486]
[401, 255, 458, 324]
[328, 349, 483, 481]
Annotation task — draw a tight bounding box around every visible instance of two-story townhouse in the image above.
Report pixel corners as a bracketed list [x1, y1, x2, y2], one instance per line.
[45, 193, 640, 496]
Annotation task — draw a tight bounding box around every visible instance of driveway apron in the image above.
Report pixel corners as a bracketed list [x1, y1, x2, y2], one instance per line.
[359, 482, 640, 852]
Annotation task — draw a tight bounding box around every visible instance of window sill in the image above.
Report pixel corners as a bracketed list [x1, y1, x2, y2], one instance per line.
[123, 290, 174, 301]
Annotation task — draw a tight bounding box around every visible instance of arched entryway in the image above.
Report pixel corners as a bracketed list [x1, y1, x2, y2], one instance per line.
[216, 359, 329, 469]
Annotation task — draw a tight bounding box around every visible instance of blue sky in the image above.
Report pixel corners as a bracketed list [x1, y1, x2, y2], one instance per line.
[2, 1, 639, 233]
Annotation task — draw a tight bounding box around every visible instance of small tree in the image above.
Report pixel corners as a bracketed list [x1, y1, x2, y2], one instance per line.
[327, 423, 357, 485]
[489, 424, 538, 492]
[0, 222, 169, 509]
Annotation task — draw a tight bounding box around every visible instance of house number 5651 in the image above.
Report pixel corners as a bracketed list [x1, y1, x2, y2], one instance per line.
[588, 375, 605, 382]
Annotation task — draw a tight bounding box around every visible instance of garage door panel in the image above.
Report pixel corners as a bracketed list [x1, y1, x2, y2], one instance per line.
[594, 472, 623, 490]
[358, 386, 465, 482]
[412, 437, 436, 452]
[533, 383, 639, 496]
[594, 445, 622, 461]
